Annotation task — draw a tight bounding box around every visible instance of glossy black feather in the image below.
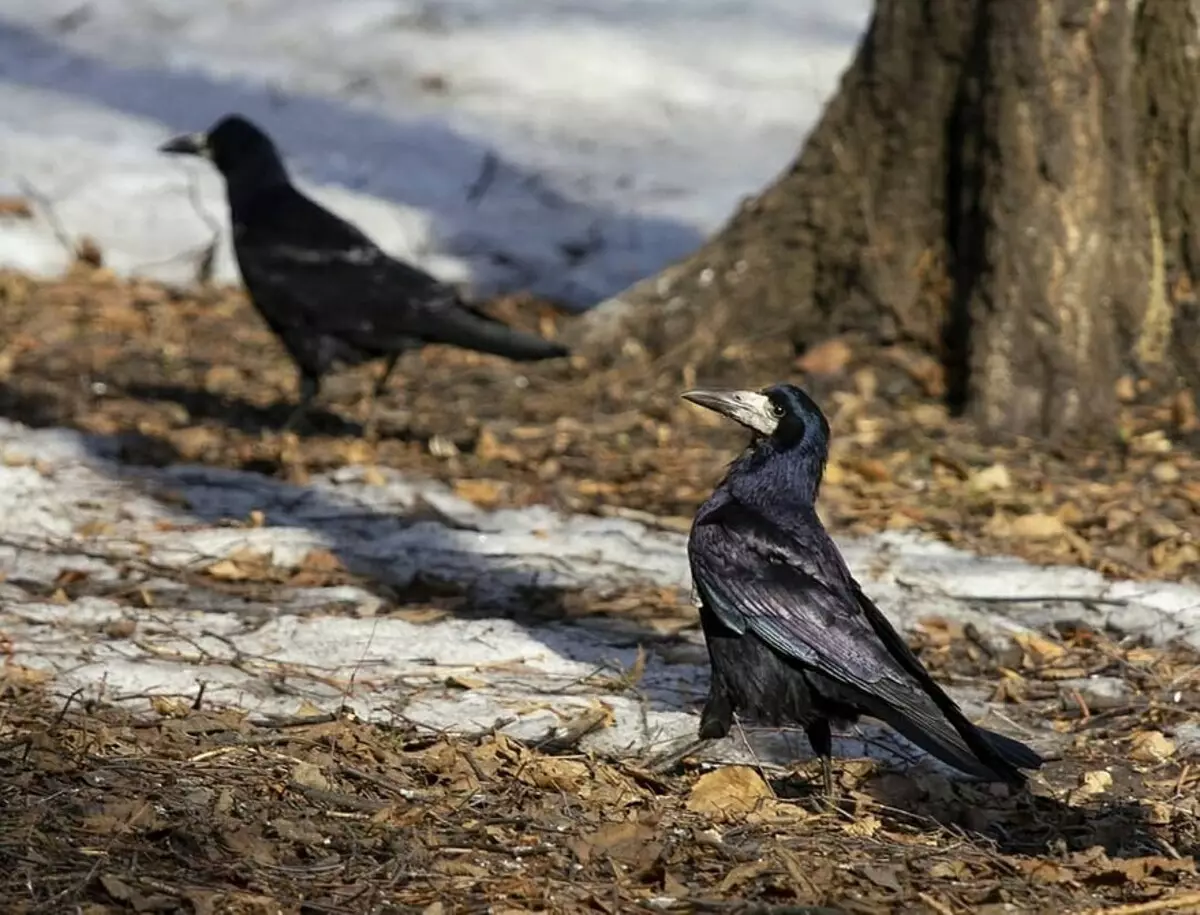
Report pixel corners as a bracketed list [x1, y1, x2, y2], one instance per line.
[163, 115, 568, 411]
[687, 383, 1043, 783]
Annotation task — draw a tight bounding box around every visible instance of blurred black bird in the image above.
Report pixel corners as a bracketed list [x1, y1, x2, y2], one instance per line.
[159, 114, 569, 430]
[682, 384, 1043, 794]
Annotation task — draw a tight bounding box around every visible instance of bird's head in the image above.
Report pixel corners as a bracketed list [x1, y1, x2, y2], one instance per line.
[682, 383, 831, 492]
[159, 114, 286, 184]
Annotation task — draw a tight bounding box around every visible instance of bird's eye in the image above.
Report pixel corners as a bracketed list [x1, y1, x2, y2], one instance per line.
[770, 402, 785, 418]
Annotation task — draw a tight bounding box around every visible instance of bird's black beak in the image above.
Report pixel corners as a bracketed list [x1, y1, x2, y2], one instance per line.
[158, 132, 211, 157]
[681, 388, 780, 437]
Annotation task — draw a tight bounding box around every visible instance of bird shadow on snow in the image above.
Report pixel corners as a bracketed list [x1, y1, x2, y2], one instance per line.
[0, 386, 1176, 860]
[0, 20, 704, 305]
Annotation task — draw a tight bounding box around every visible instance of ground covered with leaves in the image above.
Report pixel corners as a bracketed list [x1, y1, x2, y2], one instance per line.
[1, 264, 1200, 913]
[4, 618, 1200, 915]
[0, 265, 1196, 584]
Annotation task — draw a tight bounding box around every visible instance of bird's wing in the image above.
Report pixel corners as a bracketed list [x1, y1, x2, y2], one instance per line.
[239, 239, 567, 359]
[689, 504, 1029, 779]
[233, 187, 568, 360]
[237, 236, 456, 336]
[690, 506, 922, 696]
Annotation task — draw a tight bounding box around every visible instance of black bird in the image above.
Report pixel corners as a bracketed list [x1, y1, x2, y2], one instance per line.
[682, 384, 1043, 794]
[159, 114, 569, 429]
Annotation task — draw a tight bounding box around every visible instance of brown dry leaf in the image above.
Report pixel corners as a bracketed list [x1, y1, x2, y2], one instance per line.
[184, 890, 219, 915]
[221, 827, 277, 866]
[576, 478, 620, 496]
[0, 196, 33, 219]
[1, 663, 52, 686]
[433, 858, 488, 879]
[204, 558, 248, 581]
[75, 236, 104, 267]
[75, 519, 113, 537]
[1089, 855, 1196, 885]
[796, 338, 852, 375]
[290, 548, 346, 586]
[445, 674, 487, 690]
[686, 766, 771, 821]
[393, 606, 450, 624]
[291, 761, 331, 791]
[858, 864, 904, 892]
[717, 859, 772, 893]
[82, 800, 159, 836]
[1173, 389, 1198, 431]
[1115, 375, 1138, 402]
[1018, 859, 1074, 884]
[1151, 540, 1200, 575]
[99, 874, 143, 906]
[550, 700, 615, 741]
[453, 478, 505, 507]
[293, 699, 326, 718]
[1131, 430, 1172, 454]
[518, 757, 591, 793]
[1143, 801, 1174, 826]
[568, 820, 661, 867]
[150, 695, 191, 718]
[747, 798, 811, 826]
[202, 547, 275, 581]
[104, 618, 137, 640]
[297, 548, 344, 573]
[1151, 461, 1181, 484]
[1009, 512, 1067, 541]
[361, 465, 387, 486]
[852, 457, 891, 483]
[841, 813, 882, 838]
[221, 894, 280, 915]
[475, 428, 524, 463]
[1129, 730, 1176, 763]
[929, 860, 972, 880]
[1067, 769, 1113, 806]
[1012, 631, 1067, 663]
[969, 463, 1012, 493]
[915, 617, 962, 648]
[204, 364, 242, 389]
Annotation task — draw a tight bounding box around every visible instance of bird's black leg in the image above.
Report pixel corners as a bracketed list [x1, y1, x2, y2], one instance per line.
[362, 354, 403, 442]
[699, 689, 733, 741]
[374, 353, 401, 398]
[284, 372, 320, 432]
[805, 718, 835, 798]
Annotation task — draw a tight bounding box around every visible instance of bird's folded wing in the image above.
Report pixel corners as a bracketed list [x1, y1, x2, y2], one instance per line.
[240, 241, 460, 341]
[691, 515, 914, 694]
[689, 513, 992, 761]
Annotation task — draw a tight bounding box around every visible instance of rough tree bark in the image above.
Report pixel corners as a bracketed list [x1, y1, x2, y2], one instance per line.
[574, 0, 1200, 439]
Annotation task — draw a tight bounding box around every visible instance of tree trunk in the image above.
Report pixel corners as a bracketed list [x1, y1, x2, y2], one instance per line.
[573, 0, 1200, 440]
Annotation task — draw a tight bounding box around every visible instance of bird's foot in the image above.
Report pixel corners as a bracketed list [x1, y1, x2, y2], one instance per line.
[811, 755, 840, 810]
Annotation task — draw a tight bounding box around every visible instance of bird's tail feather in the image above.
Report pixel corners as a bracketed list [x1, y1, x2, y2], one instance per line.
[865, 693, 1037, 784]
[878, 709, 1006, 781]
[422, 306, 570, 361]
[977, 725, 1044, 770]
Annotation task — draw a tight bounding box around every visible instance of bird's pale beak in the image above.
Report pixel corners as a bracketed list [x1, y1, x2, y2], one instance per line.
[681, 388, 779, 436]
[158, 132, 211, 157]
